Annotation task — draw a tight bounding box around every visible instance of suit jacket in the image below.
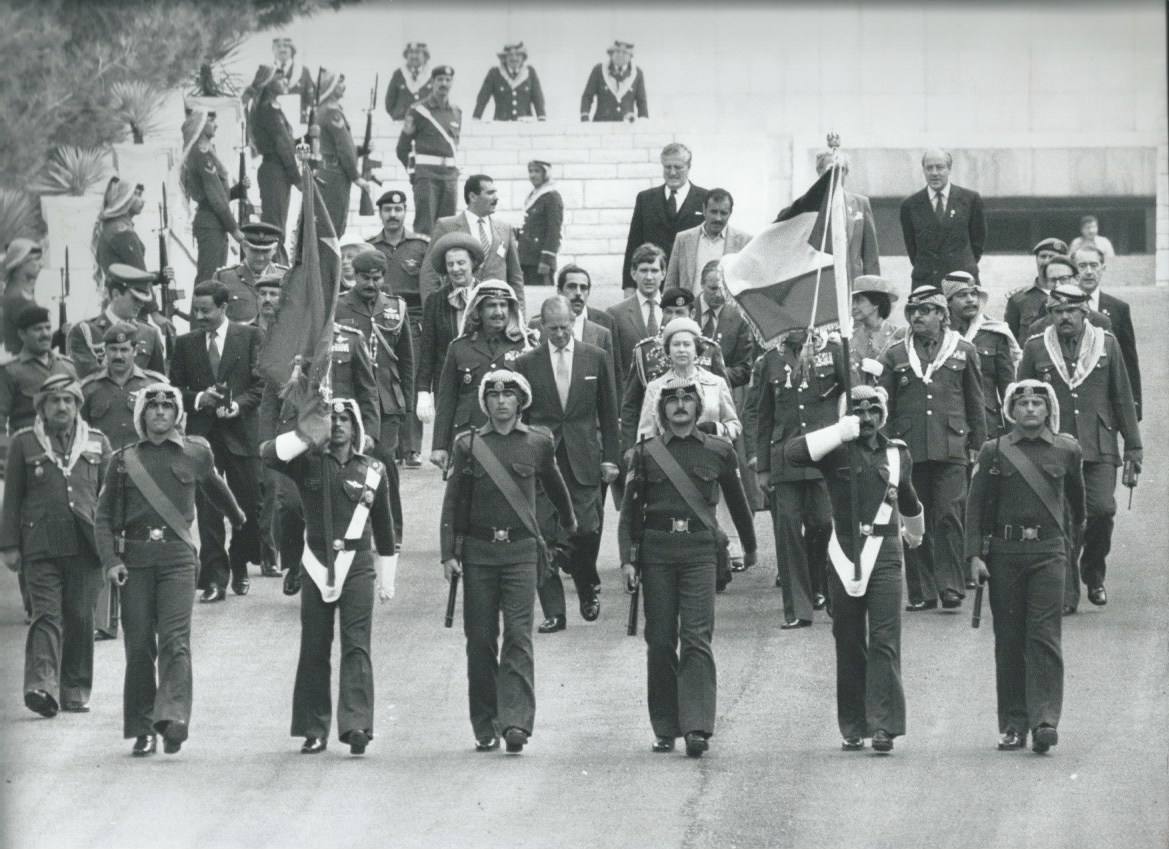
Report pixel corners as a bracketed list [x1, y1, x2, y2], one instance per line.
[529, 315, 619, 403]
[420, 214, 525, 309]
[622, 183, 708, 290]
[585, 305, 614, 334]
[663, 223, 752, 294]
[606, 294, 653, 381]
[899, 183, 986, 285]
[169, 321, 264, 457]
[515, 340, 619, 488]
[843, 191, 881, 281]
[1096, 292, 1141, 419]
[418, 282, 469, 393]
[695, 297, 755, 389]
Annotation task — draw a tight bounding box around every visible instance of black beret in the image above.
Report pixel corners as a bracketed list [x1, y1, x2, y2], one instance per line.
[376, 189, 408, 207]
[659, 287, 694, 308]
[16, 304, 51, 330]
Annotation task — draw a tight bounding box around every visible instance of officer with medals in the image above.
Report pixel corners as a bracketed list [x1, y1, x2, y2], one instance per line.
[785, 386, 924, 753]
[180, 110, 248, 285]
[80, 322, 168, 639]
[430, 280, 535, 468]
[315, 68, 371, 238]
[212, 222, 288, 324]
[619, 378, 755, 757]
[262, 397, 396, 756]
[67, 264, 166, 379]
[94, 383, 244, 756]
[396, 65, 461, 235]
[1004, 239, 1068, 344]
[439, 369, 576, 753]
[1, 374, 112, 718]
[967, 380, 1085, 753]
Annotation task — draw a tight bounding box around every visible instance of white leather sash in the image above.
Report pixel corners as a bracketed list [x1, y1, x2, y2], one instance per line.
[301, 464, 382, 603]
[828, 446, 900, 597]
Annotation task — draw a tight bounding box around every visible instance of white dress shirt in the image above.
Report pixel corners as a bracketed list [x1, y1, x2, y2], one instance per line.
[665, 181, 691, 212]
[572, 310, 587, 341]
[931, 183, 951, 215]
[638, 292, 660, 331]
[551, 336, 575, 409]
[464, 210, 493, 251]
[693, 226, 726, 291]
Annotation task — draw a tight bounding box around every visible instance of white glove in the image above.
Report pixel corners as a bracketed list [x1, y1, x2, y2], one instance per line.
[416, 391, 435, 424]
[805, 415, 860, 461]
[860, 358, 884, 378]
[837, 415, 861, 442]
[902, 508, 925, 549]
[376, 554, 397, 602]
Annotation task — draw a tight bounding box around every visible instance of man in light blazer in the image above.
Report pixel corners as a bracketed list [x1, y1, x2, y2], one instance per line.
[664, 188, 752, 295]
[815, 150, 880, 282]
[419, 174, 525, 311]
[900, 148, 987, 286]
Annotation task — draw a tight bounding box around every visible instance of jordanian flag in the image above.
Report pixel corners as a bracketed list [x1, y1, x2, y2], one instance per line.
[723, 166, 851, 347]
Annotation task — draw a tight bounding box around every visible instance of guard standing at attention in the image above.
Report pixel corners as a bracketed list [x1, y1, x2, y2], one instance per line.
[385, 42, 433, 121]
[396, 65, 461, 235]
[248, 64, 301, 236]
[315, 69, 372, 238]
[473, 42, 547, 122]
[180, 110, 247, 284]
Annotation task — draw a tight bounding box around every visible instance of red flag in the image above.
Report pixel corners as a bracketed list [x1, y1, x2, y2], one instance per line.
[257, 163, 341, 395]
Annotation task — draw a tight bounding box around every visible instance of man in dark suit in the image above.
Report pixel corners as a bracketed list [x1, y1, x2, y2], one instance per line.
[608, 244, 666, 381]
[899, 149, 987, 287]
[419, 174, 525, 311]
[550, 264, 618, 393]
[516, 296, 619, 633]
[622, 144, 707, 293]
[168, 281, 265, 601]
[1072, 246, 1141, 420]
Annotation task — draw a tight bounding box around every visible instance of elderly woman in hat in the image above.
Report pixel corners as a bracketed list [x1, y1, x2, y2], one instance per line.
[1, 240, 44, 359]
[580, 40, 648, 122]
[473, 42, 546, 122]
[248, 64, 299, 235]
[850, 274, 899, 384]
[385, 42, 433, 121]
[180, 109, 248, 284]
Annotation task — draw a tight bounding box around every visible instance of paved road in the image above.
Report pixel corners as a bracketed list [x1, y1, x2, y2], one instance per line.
[1, 288, 1166, 849]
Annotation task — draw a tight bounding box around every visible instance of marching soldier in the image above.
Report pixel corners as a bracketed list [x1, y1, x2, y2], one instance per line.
[315, 69, 371, 238]
[439, 369, 576, 752]
[262, 397, 396, 756]
[619, 379, 755, 757]
[180, 110, 248, 284]
[67, 264, 166, 379]
[0, 306, 79, 434]
[395, 65, 461, 235]
[473, 42, 547, 122]
[211, 222, 288, 323]
[1004, 239, 1068, 343]
[0, 374, 111, 717]
[385, 42, 433, 121]
[249, 65, 300, 236]
[580, 40, 648, 122]
[967, 380, 1085, 753]
[518, 159, 563, 289]
[784, 386, 925, 753]
[94, 383, 244, 756]
[1017, 284, 1141, 613]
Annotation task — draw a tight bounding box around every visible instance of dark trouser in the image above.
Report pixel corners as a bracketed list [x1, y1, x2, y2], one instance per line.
[319, 166, 352, 237]
[258, 157, 293, 235]
[373, 414, 404, 544]
[904, 460, 967, 603]
[521, 264, 553, 288]
[463, 561, 537, 740]
[94, 578, 119, 639]
[194, 225, 228, 286]
[829, 557, 906, 739]
[988, 549, 1064, 734]
[24, 554, 101, 707]
[119, 545, 198, 738]
[400, 306, 423, 456]
[769, 479, 832, 623]
[537, 530, 603, 621]
[642, 560, 717, 739]
[291, 554, 376, 741]
[1076, 461, 1118, 599]
[196, 435, 261, 590]
[410, 167, 458, 236]
[259, 463, 280, 568]
[277, 473, 305, 579]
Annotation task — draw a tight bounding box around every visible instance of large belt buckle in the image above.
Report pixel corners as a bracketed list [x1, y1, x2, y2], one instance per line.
[1021, 526, 1040, 541]
[148, 527, 164, 542]
[492, 527, 511, 543]
[332, 539, 345, 551]
[859, 523, 874, 537]
[671, 518, 690, 533]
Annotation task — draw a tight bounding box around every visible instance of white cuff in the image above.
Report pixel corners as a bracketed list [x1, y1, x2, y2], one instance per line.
[194, 390, 208, 410]
[902, 507, 925, 540]
[805, 423, 845, 461]
[274, 430, 310, 461]
[377, 554, 398, 597]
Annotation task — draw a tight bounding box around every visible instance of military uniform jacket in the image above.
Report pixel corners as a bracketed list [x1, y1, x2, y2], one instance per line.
[95, 224, 148, 278]
[754, 342, 847, 482]
[0, 350, 78, 433]
[1004, 281, 1048, 344]
[878, 332, 986, 464]
[262, 443, 394, 560]
[251, 98, 300, 185]
[66, 309, 166, 379]
[580, 63, 648, 121]
[334, 289, 414, 415]
[367, 231, 429, 305]
[433, 331, 528, 451]
[212, 261, 288, 324]
[80, 366, 168, 450]
[385, 67, 432, 121]
[962, 319, 1018, 438]
[965, 427, 1085, 558]
[517, 185, 563, 268]
[617, 430, 755, 565]
[439, 422, 574, 565]
[0, 422, 111, 561]
[316, 101, 360, 182]
[785, 431, 921, 564]
[396, 94, 461, 173]
[473, 65, 547, 120]
[184, 141, 238, 233]
[1017, 330, 1141, 465]
[94, 433, 243, 569]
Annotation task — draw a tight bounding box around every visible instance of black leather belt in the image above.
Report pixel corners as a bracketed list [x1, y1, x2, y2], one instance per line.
[644, 516, 704, 533]
[306, 538, 369, 553]
[858, 523, 898, 537]
[468, 525, 533, 543]
[999, 525, 1046, 541]
[122, 526, 175, 542]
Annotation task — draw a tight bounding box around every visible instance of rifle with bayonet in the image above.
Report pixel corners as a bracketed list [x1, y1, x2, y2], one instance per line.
[304, 67, 325, 171]
[51, 247, 69, 354]
[236, 119, 252, 226]
[156, 185, 188, 327]
[358, 74, 382, 216]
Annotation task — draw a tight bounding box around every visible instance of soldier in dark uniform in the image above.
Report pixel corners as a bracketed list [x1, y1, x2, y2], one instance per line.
[784, 386, 924, 753]
[943, 271, 1019, 441]
[0, 306, 79, 434]
[1017, 284, 1141, 613]
[262, 397, 395, 755]
[80, 323, 168, 639]
[1004, 239, 1068, 343]
[314, 69, 371, 238]
[180, 110, 247, 284]
[396, 65, 461, 235]
[385, 42, 433, 121]
[367, 189, 430, 467]
[580, 40, 648, 122]
[753, 329, 847, 628]
[335, 249, 413, 545]
[249, 65, 300, 236]
[67, 264, 166, 379]
[619, 379, 755, 757]
[439, 369, 576, 753]
[211, 222, 288, 324]
[430, 280, 536, 466]
[245, 37, 316, 124]
[518, 159, 563, 289]
[2, 239, 43, 359]
[877, 285, 985, 610]
[95, 383, 244, 756]
[473, 42, 547, 122]
[0, 374, 111, 717]
[967, 380, 1085, 753]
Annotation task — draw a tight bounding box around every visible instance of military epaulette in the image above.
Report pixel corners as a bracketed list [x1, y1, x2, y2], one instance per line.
[10, 426, 34, 438]
[185, 434, 212, 449]
[141, 369, 168, 383]
[406, 232, 430, 242]
[528, 424, 554, 441]
[86, 429, 105, 443]
[1024, 332, 1046, 343]
[333, 323, 362, 334]
[633, 336, 658, 349]
[888, 438, 909, 448]
[1007, 286, 1030, 298]
[79, 371, 105, 387]
[272, 262, 290, 270]
[453, 428, 476, 444]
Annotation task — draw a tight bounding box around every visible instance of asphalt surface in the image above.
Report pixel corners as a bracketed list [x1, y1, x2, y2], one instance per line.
[1, 287, 1166, 849]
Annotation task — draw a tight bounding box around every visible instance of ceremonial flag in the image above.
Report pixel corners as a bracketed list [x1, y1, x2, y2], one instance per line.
[257, 162, 341, 394]
[722, 166, 851, 346]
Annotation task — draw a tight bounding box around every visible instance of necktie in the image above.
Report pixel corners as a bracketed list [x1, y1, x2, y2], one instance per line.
[702, 309, 716, 338]
[555, 346, 571, 409]
[934, 191, 945, 221]
[478, 217, 491, 255]
[207, 328, 221, 376]
[645, 300, 658, 336]
[667, 189, 678, 218]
